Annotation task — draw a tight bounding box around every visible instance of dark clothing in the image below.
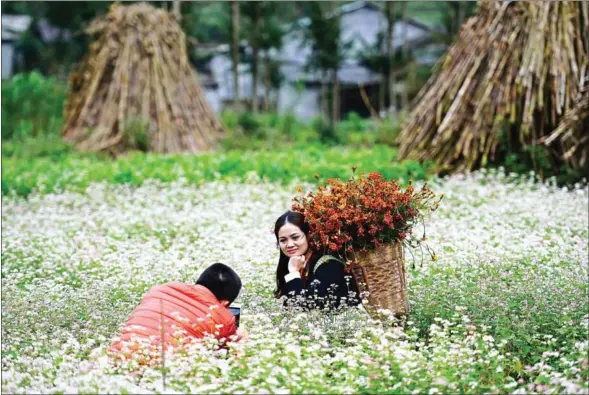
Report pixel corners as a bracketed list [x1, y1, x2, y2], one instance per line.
[282, 258, 360, 310]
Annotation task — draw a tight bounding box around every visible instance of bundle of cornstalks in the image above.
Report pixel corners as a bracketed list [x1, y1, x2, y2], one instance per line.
[397, 0, 589, 174]
[63, 2, 224, 155]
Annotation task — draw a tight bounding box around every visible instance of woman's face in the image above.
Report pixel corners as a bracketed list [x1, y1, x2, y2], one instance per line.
[278, 223, 309, 257]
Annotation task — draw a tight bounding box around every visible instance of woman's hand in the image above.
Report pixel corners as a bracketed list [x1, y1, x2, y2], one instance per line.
[288, 255, 306, 273]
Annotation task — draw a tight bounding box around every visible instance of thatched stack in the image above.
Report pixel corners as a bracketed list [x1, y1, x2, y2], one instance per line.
[542, 82, 589, 169]
[63, 2, 224, 155]
[397, 0, 589, 174]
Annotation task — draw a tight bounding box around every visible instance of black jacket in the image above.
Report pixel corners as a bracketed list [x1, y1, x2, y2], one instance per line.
[282, 257, 360, 310]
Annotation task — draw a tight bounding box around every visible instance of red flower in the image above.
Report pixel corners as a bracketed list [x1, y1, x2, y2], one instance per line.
[291, 172, 441, 263]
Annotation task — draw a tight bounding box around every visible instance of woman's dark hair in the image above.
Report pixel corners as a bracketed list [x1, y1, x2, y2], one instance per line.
[273, 211, 320, 298]
[197, 263, 242, 304]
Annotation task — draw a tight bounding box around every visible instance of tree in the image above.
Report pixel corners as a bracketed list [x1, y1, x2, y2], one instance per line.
[401, 1, 409, 110]
[329, 2, 341, 123]
[358, 32, 387, 114]
[172, 0, 181, 21]
[263, 57, 284, 111]
[438, 1, 478, 43]
[303, 2, 348, 126]
[1, 1, 199, 77]
[258, 4, 287, 112]
[251, 3, 261, 114]
[1, 1, 111, 76]
[386, 1, 396, 118]
[241, 2, 262, 114]
[181, 2, 230, 44]
[231, 1, 240, 107]
[241, 2, 287, 113]
[359, 34, 411, 117]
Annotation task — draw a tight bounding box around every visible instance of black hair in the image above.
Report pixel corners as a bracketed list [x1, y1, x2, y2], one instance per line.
[196, 263, 242, 304]
[273, 211, 321, 298]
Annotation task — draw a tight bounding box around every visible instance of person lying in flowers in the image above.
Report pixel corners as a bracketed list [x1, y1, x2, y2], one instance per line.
[109, 263, 246, 366]
[274, 211, 360, 310]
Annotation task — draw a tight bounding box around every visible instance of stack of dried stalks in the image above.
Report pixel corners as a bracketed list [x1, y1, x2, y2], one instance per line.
[63, 2, 224, 155]
[397, 0, 589, 174]
[542, 81, 589, 169]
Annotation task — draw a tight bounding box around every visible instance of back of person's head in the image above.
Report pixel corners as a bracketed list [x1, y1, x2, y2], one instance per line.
[196, 263, 242, 304]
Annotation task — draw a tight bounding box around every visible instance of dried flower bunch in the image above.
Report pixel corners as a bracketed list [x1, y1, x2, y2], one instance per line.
[292, 169, 443, 263]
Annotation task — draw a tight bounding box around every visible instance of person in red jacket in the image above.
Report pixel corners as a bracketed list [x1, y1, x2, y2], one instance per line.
[109, 263, 243, 364]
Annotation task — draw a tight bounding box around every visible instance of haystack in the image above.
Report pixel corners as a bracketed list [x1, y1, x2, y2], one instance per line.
[396, 0, 589, 174]
[63, 2, 224, 155]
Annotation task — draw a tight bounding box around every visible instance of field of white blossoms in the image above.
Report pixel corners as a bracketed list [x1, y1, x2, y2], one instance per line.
[2, 170, 588, 394]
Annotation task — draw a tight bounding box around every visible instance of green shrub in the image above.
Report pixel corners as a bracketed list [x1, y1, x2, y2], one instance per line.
[311, 117, 339, 144]
[217, 111, 403, 150]
[375, 116, 403, 146]
[337, 112, 373, 146]
[279, 112, 299, 140]
[489, 125, 586, 187]
[1, 142, 433, 197]
[220, 111, 239, 129]
[122, 118, 151, 151]
[237, 112, 263, 137]
[1, 72, 67, 140]
[1, 135, 75, 160]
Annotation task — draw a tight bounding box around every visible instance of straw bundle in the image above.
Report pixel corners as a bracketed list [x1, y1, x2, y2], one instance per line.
[397, 0, 589, 173]
[541, 82, 589, 168]
[63, 2, 224, 155]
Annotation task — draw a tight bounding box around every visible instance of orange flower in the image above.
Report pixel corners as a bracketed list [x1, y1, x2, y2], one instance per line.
[291, 172, 442, 264]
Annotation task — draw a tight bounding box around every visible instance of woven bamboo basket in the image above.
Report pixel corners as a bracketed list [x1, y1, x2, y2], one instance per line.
[350, 241, 410, 317]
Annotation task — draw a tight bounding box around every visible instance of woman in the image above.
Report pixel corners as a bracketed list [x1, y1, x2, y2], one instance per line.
[273, 211, 360, 309]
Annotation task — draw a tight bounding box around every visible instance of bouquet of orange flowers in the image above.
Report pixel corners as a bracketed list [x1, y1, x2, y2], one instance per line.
[292, 169, 442, 263]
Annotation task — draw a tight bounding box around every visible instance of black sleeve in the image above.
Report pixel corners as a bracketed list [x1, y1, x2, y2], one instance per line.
[309, 260, 360, 309]
[281, 260, 360, 309]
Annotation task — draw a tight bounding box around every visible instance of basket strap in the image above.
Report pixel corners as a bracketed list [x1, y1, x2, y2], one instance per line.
[350, 265, 369, 295]
[360, 265, 370, 288]
[312, 254, 345, 275]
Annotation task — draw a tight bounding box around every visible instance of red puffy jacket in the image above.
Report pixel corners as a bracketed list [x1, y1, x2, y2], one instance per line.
[109, 282, 237, 358]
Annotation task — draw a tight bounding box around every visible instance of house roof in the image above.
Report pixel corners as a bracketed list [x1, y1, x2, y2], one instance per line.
[37, 19, 70, 42]
[291, 1, 435, 33]
[277, 1, 438, 83]
[1, 14, 70, 42]
[204, 0, 446, 94]
[1, 15, 32, 40]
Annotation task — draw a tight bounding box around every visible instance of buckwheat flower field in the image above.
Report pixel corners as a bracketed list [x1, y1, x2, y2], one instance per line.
[2, 170, 588, 394]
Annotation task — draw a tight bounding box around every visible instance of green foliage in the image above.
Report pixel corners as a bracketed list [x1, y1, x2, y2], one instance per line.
[122, 118, 151, 152]
[409, 257, 588, 365]
[336, 112, 372, 146]
[375, 116, 403, 146]
[311, 116, 339, 145]
[1, 72, 67, 140]
[359, 32, 411, 75]
[237, 112, 263, 137]
[2, 2, 111, 74]
[182, 2, 231, 44]
[405, 63, 435, 97]
[438, 1, 478, 41]
[1, 135, 75, 160]
[302, 2, 350, 75]
[241, 2, 285, 52]
[489, 125, 586, 187]
[221, 111, 325, 150]
[2, 71, 583, 189]
[1, 141, 433, 197]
